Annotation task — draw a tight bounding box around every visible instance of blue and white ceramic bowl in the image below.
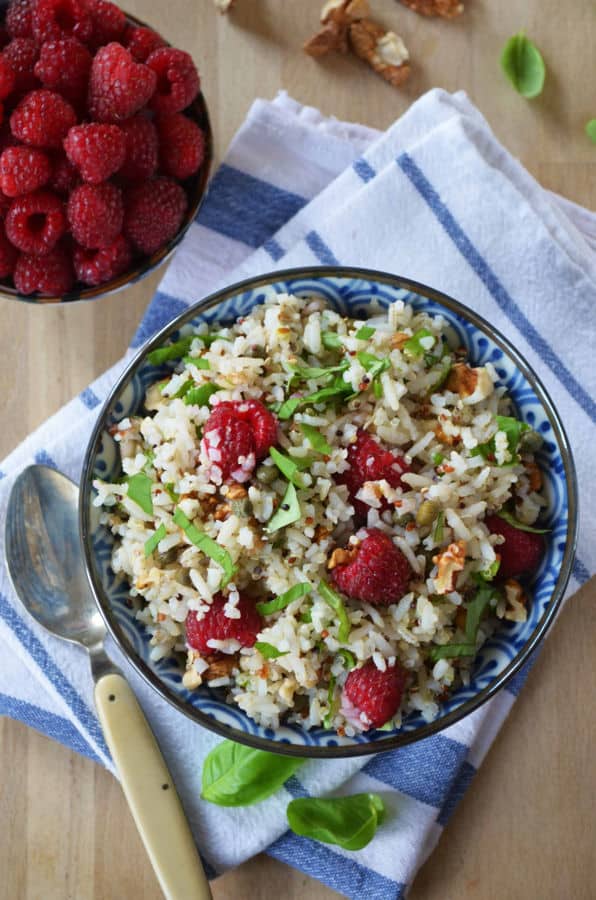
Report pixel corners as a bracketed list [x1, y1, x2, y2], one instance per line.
[80, 267, 578, 758]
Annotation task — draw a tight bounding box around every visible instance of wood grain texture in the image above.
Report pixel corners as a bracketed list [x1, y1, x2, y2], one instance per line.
[1, 1, 595, 898]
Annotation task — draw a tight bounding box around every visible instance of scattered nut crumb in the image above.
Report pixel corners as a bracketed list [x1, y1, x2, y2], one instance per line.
[328, 546, 358, 569]
[305, 0, 370, 58]
[432, 540, 466, 594]
[203, 654, 239, 681]
[504, 579, 527, 622]
[446, 363, 494, 404]
[227, 483, 248, 500]
[398, 0, 463, 18]
[434, 422, 459, 446]
[349, 19, 411, 87]
[390, 331, 410, 349]
[214, 503, 231, 521]
[524, 460, 543, 492]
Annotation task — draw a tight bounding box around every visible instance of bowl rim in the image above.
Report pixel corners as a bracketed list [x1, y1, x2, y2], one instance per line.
[79, 265, 578, 758]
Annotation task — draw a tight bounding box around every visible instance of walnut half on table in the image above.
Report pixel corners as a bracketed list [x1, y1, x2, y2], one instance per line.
[398, 0, 464, 17]
[349, 19, 411, 87]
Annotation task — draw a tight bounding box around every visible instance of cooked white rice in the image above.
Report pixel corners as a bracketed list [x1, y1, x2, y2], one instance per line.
[94, 292, 546, 735]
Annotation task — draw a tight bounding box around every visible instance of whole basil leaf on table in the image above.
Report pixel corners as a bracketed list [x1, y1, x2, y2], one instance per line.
[201, 741, 304, 806]
[500, 31, 546, 99]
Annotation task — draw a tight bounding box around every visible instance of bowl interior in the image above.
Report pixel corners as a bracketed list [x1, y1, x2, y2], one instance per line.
[81, 270, 576, 756]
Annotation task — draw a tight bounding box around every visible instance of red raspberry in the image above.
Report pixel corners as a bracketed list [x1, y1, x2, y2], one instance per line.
[32, 0, 93, 45]
[146, 47, 200, 115]
[14, 243, 73, 294]
[48, 152, 79, 193]
[87, 0, 127, 48]
[10, 89, 76, 148]
[126, 25, 166, 63]
[5, 0, 34, 39]
[0, 190, 12, 217]
[202, 399, 279, 483]
[0, 222, 18, 276]
[119, 114, 158, 180]
[67, 181, 123, 248]
[338, 429, 410, 521]
[0, 146, 51, 196]
[0, 29, 10, 51]
[34, 37, 92, 106]
[185, 593, 263, 654]
[157, 112, 205, 180]
[485, 514, 545, 580]
[343, 661, 408, 730]
[0, 56, 16, 101]
[88, 42, 157, 123]
[332, 528, 412, 606]
[2, 38, 39, 95]
[73, 233, 132, 285]
[6, 189, 65, 254]
[124, 175, 186, 254]
[63, 122, 125, 183]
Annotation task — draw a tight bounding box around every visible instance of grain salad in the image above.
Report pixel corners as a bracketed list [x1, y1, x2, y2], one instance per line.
[94, 292, 547, 735]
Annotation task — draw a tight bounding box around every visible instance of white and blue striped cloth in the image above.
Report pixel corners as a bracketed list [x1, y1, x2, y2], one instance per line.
[0, 89, 594, 898]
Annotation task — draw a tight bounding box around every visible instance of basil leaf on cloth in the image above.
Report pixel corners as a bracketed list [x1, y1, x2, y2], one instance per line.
[287, 793, 385, 851]
[201, 741, 304, 806]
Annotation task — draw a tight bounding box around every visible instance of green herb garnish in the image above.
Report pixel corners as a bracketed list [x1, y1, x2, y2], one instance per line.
[318, 581, 350, 642]
[183, 355, 210, 370]
[269, 447, 311, 487]
[355, 325, 376, 340]
[464, 582, 499, 645]
[299, 607, 312, 624]
[147, 334, 195, 366]
[403, 328, 435, 359]
[201, 741, 304, 807]
[476, 559, 501, 582]
[183, 383, 221, 407]
[287, 793, 385, 851]
[125, 472, 153, 515]
[373, 380, 383, 399]
[255, 642, 290, 660]
[197, 332, 231, 348]
[586, 120, 596, 143]
[164, 482, 179, 503]
[256, 583, 312, 616]
[472, 415, 530, 465]
[337, 649, 356, 670]
[500, 31, 545, 99]
[289, 361, 348, 380]
[144, 523, 167, 558]
[433, 510, 445, 544]
[322, 331, 342, 350]
[432, 452, 444, 466]
[496, 509, 550, 534]
[265, 482, 301, 533]
[429, 643, 476, 662]
[299, 423, 332, 455]
[277, 397, 302, 420]
[356, 351, 390, 381]
[173, 507, 236, 586]
[323, 675, 337, 729]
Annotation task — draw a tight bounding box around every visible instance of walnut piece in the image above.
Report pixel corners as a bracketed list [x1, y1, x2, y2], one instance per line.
[328, 546, 358, 569]
[390, 331, 410, 349]
[203, 654, 239, 681]
[227, 483, 248, 500]
[213, 0, 235, 12]
[305, 0, 370, 58]
[446, 363, 494, 405]
[504, 579, 527, 623]
[349, 19, 411, 87]
[321, 0, 370, 23]
[524, 460, 543, 492]
[397, 0, 463, 18]
[432, 540, 466, 594]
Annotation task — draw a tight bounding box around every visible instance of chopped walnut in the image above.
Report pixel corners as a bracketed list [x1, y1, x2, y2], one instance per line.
[213, 0, 235, 11]
[504, 579, 527, 622]
[213, 503, 231, 521]
[349, 20, 411, 87]
[304, 19, 349, 56]
[203, 654, 239, 681]
[321, 0, 370, 22]
[524, 461, 543, 492]
[390, 331, 410, 349]
[227, 483, 248, 500]
[434, 422, 459, 446]
[446, 363, 494, 405]
[398, 0, 463, 17]
[182, 667, 202, 690]
[328, 546, 358, 569]
[432, 540, 466, 594]
[314, 524, 332, 542]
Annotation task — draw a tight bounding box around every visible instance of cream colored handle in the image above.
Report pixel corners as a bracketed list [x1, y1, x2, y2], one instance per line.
[95, 672, 212, 900]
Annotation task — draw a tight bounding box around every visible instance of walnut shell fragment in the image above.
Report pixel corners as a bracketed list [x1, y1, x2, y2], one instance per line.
[398, 0, 463, 18]
[349, 19, 411, 87]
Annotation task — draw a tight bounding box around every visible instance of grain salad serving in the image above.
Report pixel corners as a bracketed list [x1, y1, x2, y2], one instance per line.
[94, 292, 548, 735]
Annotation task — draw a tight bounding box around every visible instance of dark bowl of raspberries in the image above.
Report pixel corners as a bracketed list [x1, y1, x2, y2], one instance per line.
[0, 0, 212, 302]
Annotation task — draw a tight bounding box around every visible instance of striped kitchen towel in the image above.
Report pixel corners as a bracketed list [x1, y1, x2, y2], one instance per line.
[0, 89, 593, 899]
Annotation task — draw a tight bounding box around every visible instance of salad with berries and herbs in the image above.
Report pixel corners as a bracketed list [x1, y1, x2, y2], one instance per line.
[94, 292, 547, 735]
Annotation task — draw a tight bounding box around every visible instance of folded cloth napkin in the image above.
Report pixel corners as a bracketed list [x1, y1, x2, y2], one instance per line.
[1, 88, 594, 899]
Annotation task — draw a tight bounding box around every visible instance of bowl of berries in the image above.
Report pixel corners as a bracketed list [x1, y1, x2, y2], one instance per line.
[0, 0, 212, 302]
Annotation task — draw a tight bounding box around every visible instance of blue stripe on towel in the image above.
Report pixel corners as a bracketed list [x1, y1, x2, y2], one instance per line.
[79, 387, 101, 410]
[436, 760, 477, 826]
[268, 831, 405, 900]
[0, 470, 5, 480]
[397, 152, 596, 426]
[504, 651, 538, 697]
[0, 692, 101, 762]
[573, 557, 591, 584]
[353, 158, 377, 183]
[364, 734, 468, 808]
[34, 450, 57, 469]
[198, 164, 307, 248]
[284, 775, 310, 799]
[263, 237, 286, 262]
[305, 230, 340, 265]
[130, 291, 190, 348]
[0, 592, 110, 761]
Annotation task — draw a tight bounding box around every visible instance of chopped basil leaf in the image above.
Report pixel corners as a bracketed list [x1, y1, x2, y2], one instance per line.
[476, 559, 501, 581]
[183, 383, 221, 407]
[197, 332, 231, 348]
[465, 583, 499, 645]
[277, 397, 301, 420]
[265, 482, 301, 533]
[269, 447, 307, 487]
[286, 793, 385, 851]
[125, 472, 153, 515]
[289, 361, 348, 380]
[144, 523, 167, 557]
[429, 643, 476, 662]
[337, 649, 356, 670]
[432, 452, 444, 466]
[322, 331, 342, 350]
[299, 607, 312, 624]
[303, 377, 352, 406]
[143, 449, 155, 472]
[164, 482, 179, 502]
[373, 380, 383, 399]
[433, 510, 445, 544]
[255, 641, 289, 659]
[355, 325, 376, 340]
[323, 675, 337, 729]
[500, 31, 546, 99]
[256, 583, 312, 616]
[428, 359, 452, 392]
[496, 509, 550, 534]
[201, 741, 304, 806]
[299, 423, 332, 455]
[173, 507, 236, 586]
[172, 379, 193, 400]
[183, 355, 210, 370]
[147, 334, 195, 366]
[496, 415, 530, 457]
[318, 581, 350, 642]
[403, 328, 435, 359]
[356, 351, 390, 381]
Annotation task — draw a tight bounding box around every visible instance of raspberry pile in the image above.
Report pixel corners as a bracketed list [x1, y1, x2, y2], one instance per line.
[0, 0, 205, 296]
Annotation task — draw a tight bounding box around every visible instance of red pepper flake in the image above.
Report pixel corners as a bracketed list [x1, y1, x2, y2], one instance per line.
[321, 629, 329, 639]
[406, 521, 417, 531]
[305, 516, 314, 526]
[393, 499, 403, 508]
[443, 464, 455, 473]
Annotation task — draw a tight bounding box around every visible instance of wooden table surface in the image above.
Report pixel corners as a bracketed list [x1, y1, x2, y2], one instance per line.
[1, 1, 595, 898]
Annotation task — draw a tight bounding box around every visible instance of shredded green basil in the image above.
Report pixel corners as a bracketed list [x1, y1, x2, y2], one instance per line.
[265, 482, 301, 533]
[286, 793, 385, 851]
[356, 351, 391, 381]
[183, 383, 221, 407]
[464, 582, 499, 645]
[323, 675, 337, 729]
[318, 581, 350, 642]
[144, 523, 167, 557]
[173, 507, 235, 586]
[355, 325, 376, 340]
[299, 423, 332, 455]
[477, 559, 501, 581]
[197, 332, 231, 348]
[277, 397, 302, 420]
[255, 642, 289, 659]
[500, 31, 545, 99]
[429, 643, 476, 662]
[497, 508, 550, 534]
[256, 583, 312, 616]
[183, 355, 210, 369]
[403, 328, 435, 359]
[289, 361, 349, 380]
[201, 741, 304, 806]
[433, 510, 445, 544]
[147, 334, 195, 366]
[322, 331, 342, 350]
[337, 649, 356, 670]
[269, 447, 310, 487]
[432, 452, 444, 466]
[125, 472, 153, 515]
[164, 482, 179, 503]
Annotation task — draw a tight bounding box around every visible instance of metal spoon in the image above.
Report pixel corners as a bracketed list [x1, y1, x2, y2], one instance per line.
[5, 464, 212, 900]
